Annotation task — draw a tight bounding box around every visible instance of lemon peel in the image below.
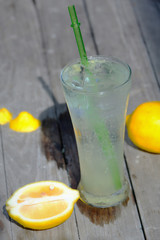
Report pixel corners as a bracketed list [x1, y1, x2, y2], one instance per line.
[6, 181, 80, 230]
[0, 108, 12, 125]
[126, 101, 160, 153]
[9, 112, 41, 132]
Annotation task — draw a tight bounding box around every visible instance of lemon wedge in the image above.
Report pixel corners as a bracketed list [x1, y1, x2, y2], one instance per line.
[0, 108, 12, 125]
[9, 112, 40, 132]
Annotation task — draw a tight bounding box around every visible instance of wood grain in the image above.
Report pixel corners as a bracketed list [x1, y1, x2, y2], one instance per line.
[131, 0, 160, 86]
[0, 0, 159, 239]
[35, 0, 149, 239]
[0, 0, 79, 239]
[83, 0, 160, 239]
[35, 0, 96, 103]
[0, 126, 12, 240]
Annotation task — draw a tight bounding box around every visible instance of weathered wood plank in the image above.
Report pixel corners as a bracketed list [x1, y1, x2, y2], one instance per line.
[0, 0, 79, 239]
[0, 126, 12, 240]
[83, 0, 160, 239]
[0, 0, 158, 239]
[35, 0, 96, 103]
[131, 0, 160, 86]
[35, 0, 146, 239]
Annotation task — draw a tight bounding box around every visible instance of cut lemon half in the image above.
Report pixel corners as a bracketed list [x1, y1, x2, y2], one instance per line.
[6, 181, 80, 230]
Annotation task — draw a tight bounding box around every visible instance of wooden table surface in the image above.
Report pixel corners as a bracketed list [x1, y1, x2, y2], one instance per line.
[0, 0, 160, 239]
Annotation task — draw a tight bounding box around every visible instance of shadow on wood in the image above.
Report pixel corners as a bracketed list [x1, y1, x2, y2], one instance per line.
[77, 197, 129, 226]
[58, 106, 80, 189]
[38, 76, 80, 187]
[39, 104, 80, 188]
[40, 112, 65, 169]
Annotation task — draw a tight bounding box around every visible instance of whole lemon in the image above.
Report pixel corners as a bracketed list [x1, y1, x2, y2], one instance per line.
[126, 101, 160, 153]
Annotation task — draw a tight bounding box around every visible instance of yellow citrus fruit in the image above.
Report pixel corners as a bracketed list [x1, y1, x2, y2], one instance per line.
[9, 112, 41, 132]
[0, 108, 12, 125]
[126, 101, 160, 153]
[6, 181, 80, 230]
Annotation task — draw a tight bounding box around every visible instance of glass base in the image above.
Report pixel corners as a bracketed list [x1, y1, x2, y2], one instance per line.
[78, 179, 129, 208]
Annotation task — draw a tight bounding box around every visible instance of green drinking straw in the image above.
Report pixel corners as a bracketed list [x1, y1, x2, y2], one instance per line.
[68, 5, 88, 66]
[68, 5, 121, 190]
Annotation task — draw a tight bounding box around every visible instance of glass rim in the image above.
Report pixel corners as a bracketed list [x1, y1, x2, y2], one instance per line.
[60, 56, 132, 94]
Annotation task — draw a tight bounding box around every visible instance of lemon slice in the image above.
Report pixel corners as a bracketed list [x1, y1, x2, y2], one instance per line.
[6, 181, 80, 230]
[0, 108, 12, 125]
[9, 112, 41, 132]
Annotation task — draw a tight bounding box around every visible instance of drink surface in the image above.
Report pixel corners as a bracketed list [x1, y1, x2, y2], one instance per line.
[61, 57, 131, 207]
[61, 56, 130, 93]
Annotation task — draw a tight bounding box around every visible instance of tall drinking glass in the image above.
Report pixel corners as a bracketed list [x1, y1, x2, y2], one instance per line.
[61, 56, 131, 208]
